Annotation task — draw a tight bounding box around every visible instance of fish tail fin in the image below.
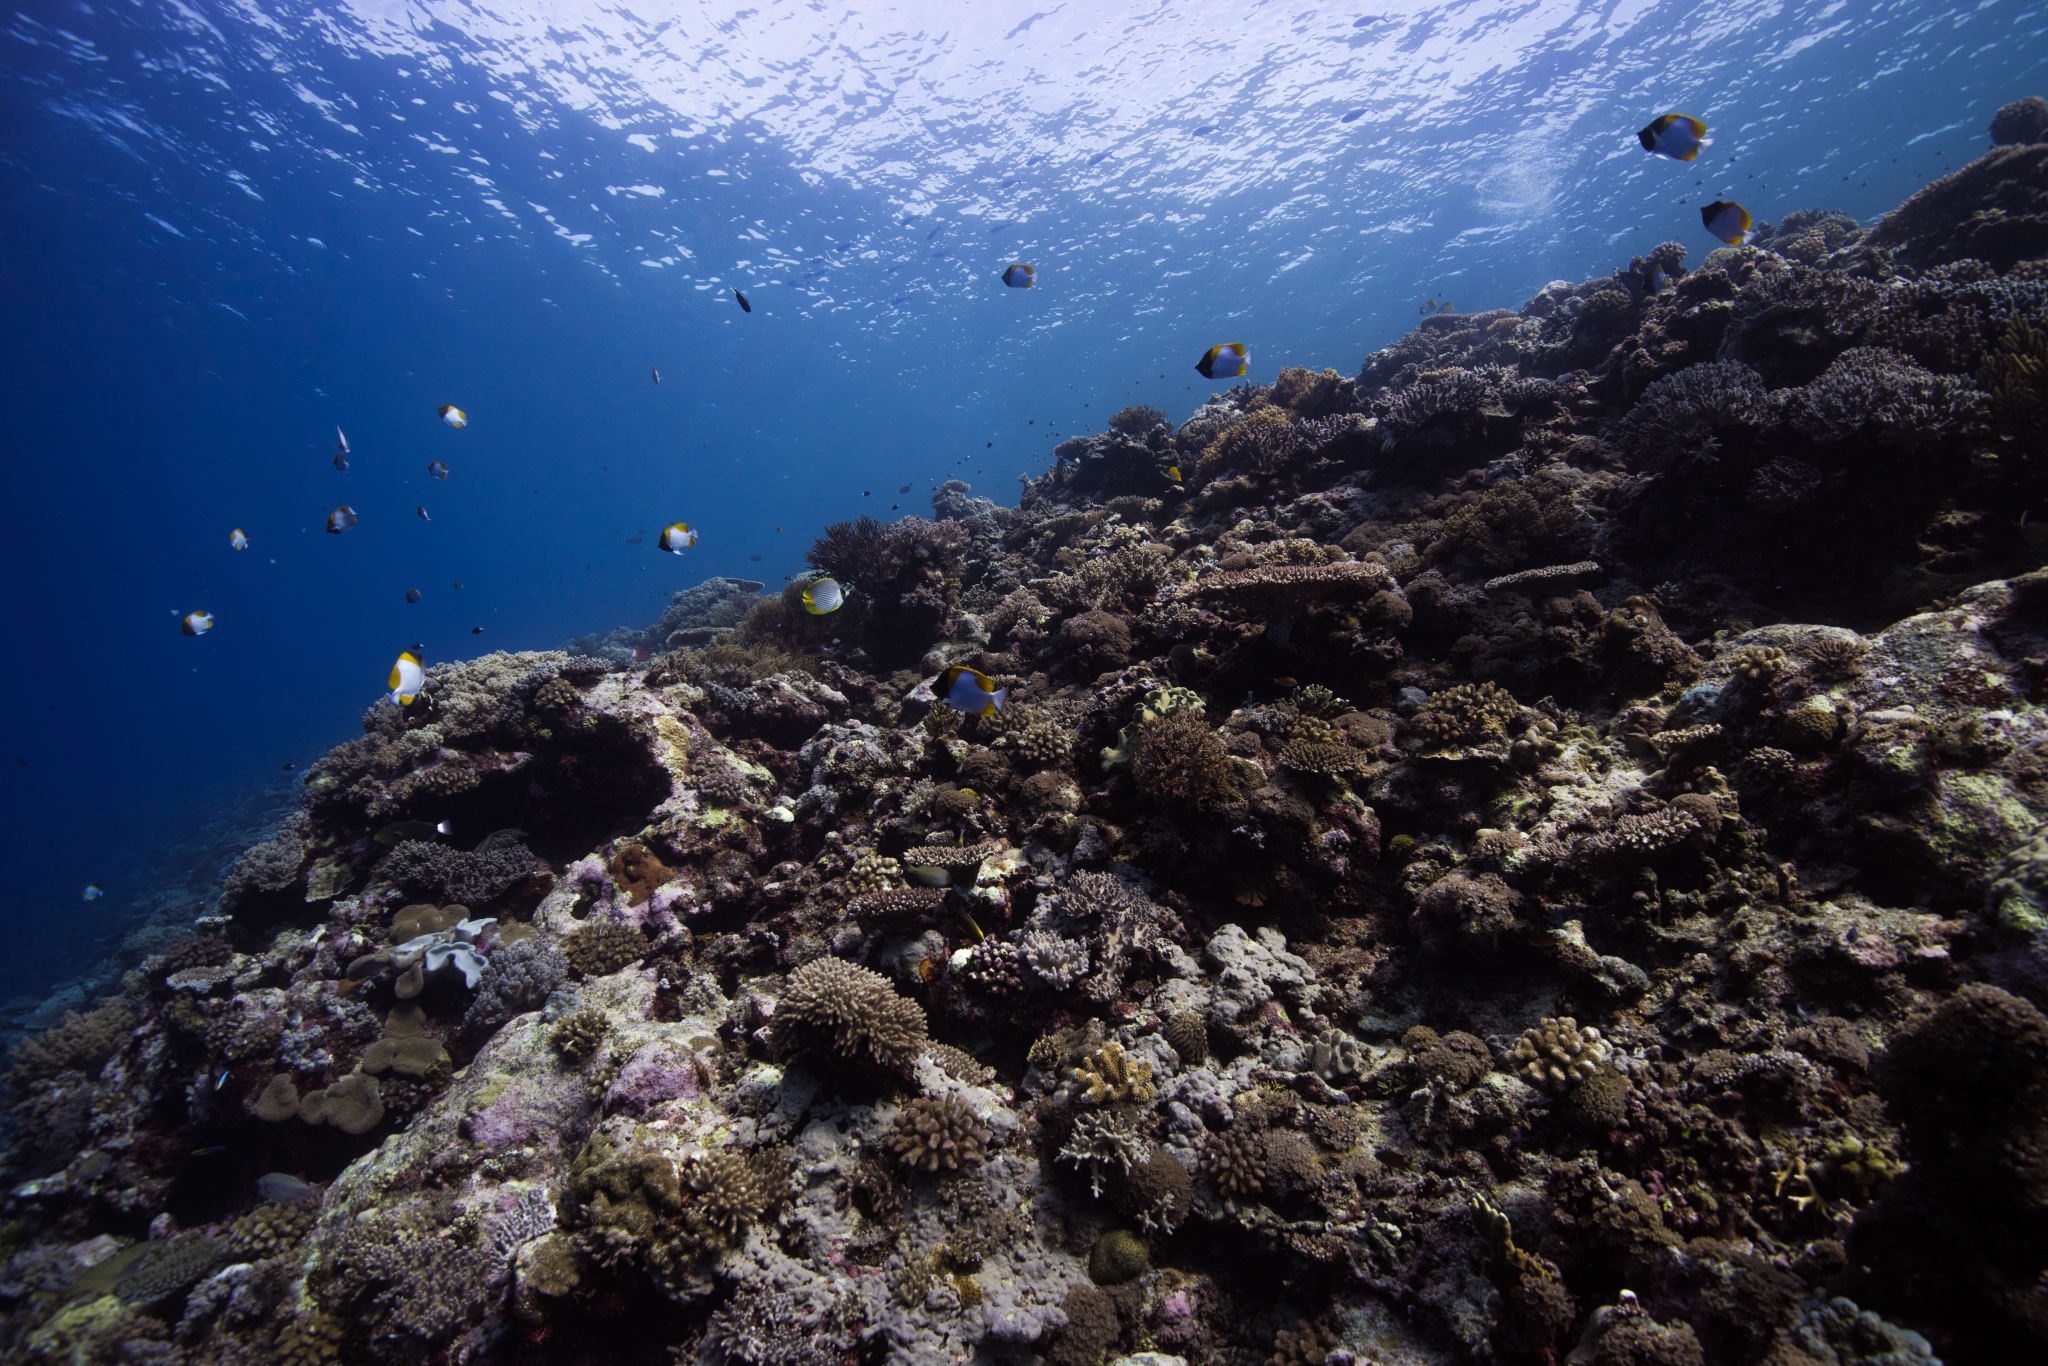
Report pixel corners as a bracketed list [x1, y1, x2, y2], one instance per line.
[988, 688, 1008, 714]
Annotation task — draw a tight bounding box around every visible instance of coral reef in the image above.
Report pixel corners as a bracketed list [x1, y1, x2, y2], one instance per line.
[15, 142, 2048, 1366]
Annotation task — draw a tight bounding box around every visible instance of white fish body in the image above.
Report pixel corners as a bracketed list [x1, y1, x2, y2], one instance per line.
[802, 577, 844, 614]
[230, 529, 249, 550]
[659, 522, 698, 552]
[181, 611, 213, 636]
[439, 405, 467, 428]
[389, 650, 425, 705]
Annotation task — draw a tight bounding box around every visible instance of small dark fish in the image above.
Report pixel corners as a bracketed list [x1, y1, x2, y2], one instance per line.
[371, 819, 450, 846]
[625, 536, 644, 545]
[453, 580, 464, 589]
[282, 762, 294, 770]
[1274, 677, 1298, 688]
[733, 288, 751, 312]
[333, 450, 349, 472]
[192, 1145, 228, 1156]
[471, 626, 483, 634]
[1089, 151, 1111, 165]
[1340, 109, 1365, 123]
[891, 504, 899, 510]
[863, 490, 871, 496]
[651, 364, 660, 384]
[1192, 124, 1219, 135]
[405, 587, 423, 603]
[748, 555, 761, 561]
[899, 484, 912, 493]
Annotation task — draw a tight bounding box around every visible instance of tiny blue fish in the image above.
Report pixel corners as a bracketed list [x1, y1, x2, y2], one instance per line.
[82, 884, 104, 900]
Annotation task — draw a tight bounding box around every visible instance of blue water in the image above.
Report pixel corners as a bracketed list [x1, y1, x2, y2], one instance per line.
[1, 0, 2041, 1006]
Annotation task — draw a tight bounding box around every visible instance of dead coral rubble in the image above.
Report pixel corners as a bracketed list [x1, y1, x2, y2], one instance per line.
[11, 110, 2048, 1366]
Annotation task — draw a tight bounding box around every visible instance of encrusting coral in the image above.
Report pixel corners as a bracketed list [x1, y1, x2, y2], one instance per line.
[19, 117, 2048, 1366]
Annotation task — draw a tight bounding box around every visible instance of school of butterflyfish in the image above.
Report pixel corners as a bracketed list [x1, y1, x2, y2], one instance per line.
[183, 110, 1754, 742]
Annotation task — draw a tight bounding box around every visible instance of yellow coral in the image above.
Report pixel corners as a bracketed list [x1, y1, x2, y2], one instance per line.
[1071, 1041, 1155, 1105]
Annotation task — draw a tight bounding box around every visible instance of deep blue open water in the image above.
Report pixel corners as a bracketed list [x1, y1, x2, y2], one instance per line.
[1, 0, 2041, 1008]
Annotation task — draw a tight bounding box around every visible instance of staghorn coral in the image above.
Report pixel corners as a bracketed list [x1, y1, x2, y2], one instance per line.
[771, 955, 928, 1071]
[562, 919, 648, 977]
[1071, 1041, 1154, 1105]
[1058, 1109, 1152, 1197]
[887, 1094, 990, 1173]
[1506, 1017, 1613, 1091]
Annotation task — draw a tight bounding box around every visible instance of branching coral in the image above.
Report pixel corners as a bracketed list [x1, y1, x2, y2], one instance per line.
[1505, 1017, 1613, 1090]
[1204, 1124, 1267, 1200]
[1614, 360, 1769, 472]
[771, 956, 928, 1071]
[562, 920, 648, 977]
[1980, 318, 2048, 437]
[462, 937, 567, 1029]
[553, 1007, 611, 1064]
[379, 837, 536, 906]
[1071, 1041, 1155, 1104]
[1408, 681, 1520, 748]
[1134, 707, 1252, 812]
[1782, 346, 1986, 446]
[888, 1095, 991, 1172]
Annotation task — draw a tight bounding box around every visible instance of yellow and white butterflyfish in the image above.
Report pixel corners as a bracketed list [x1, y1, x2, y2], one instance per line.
[326, 505, 356, 534]
[229, 529, 249, 551]
[935, 664, 1007, 718]
[658, 522, 698, 552]
[1637, 113, 1709, 161]
[1701, 200, 1753, 246]
[1002, 263, 1035, 288]
[1166, 465, 1181, 483]
[438, 405, 467, 428]
[388, 649, 426, 705]
[180, 611, 213, 636]
[802, 577, 845, 614]
[428, 460, 449, 480]
[1195, 342, 1248, 379]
